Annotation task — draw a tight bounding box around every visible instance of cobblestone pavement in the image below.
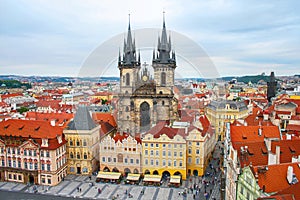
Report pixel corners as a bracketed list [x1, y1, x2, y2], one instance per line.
[0, 142, 223, 200]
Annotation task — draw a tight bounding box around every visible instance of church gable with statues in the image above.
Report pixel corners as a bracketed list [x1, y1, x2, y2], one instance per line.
[117, 16, 179, 135]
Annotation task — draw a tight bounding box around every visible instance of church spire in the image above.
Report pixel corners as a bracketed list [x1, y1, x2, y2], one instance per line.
[119, 14, 140, 68]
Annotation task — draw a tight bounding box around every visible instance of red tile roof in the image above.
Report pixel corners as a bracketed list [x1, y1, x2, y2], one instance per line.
[148, 121, 186, 139]
[230, 125, 281, 142]
[112, 132, 141, 144]
[36, 100, 61, 110]
[99, 122, 115, 137]
[92, 112, 117, 127]
[257, 194, 295, 200]
[233, 141, 268, 167]
[270, 140, 300, 163]
[25, 112, 73, 127]
[0, 119, 63, 138]
[275, 182, 300, 200]
[252, 162, 300, 193]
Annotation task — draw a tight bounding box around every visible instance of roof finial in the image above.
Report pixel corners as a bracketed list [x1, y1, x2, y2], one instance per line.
[163, 10, 166, 28]
[128, 12, 131, 31]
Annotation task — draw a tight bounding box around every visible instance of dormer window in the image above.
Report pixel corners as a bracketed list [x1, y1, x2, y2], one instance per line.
[41, 138, 48, 147]
[57, 135, 62, 144]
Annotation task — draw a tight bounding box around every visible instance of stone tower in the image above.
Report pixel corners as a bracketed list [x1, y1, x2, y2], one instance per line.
[117, 15, 178, 136]
[267, 71, 277, 103]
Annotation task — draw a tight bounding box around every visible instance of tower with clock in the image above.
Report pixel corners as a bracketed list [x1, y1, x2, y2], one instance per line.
[117, 15, 178, 135]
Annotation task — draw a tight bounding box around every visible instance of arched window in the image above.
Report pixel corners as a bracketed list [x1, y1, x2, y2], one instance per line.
[126, 73, 130, 86]
[161, 72, 166, 85]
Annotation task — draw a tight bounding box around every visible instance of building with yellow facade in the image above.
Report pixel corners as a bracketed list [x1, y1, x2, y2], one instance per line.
[64, 106, 100, 175]
[206, 100, 248, 140]
[186, 115, 216, 176]
[142, 122, 187, 180]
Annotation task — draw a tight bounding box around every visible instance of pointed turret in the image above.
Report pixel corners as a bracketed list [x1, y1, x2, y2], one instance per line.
[153, 12, 176, 64]
[118, 15, 140, 68]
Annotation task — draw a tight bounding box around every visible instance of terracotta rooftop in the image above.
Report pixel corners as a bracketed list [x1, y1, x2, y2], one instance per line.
[271, 140, 300, 163]
[230, 125, 281, 142]
[25, 112, 73, 127]
[92, 112, 117, 127]
[252, 162, 300, 193]
[233, 141, 268, 167]
[0, 119, 63, 138]
[112, 132, 141, 144]
[148, 121, 186, 139]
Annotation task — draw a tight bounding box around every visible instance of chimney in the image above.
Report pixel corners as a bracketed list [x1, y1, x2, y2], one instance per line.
[287, 166, 293, 184]
[265, 138, 272, 151]
[276, 146, 280, 164]
[258, 127, 262, 136]
[50, 119, 56, 126]
[286, 134, 291, 140]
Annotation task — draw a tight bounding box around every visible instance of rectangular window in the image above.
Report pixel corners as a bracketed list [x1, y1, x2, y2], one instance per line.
[130, 159, 133, 164]
[188, 149, 192, 154]
[188, 157, 192, 164]
[12, 148, 15, 154]
[136, 159, 139, 164]
[18, 161, 21, 168]
[70, 167, 74, 172]
[8, 174, 12, 179]
[113, 158, 116, 163]
[18, 175, 22, 180]
[13, 174, 17, 180]
[163, 151, 166, 156]
[168, 151, 171, 156]
[102, 157, 105, 162]
[48, 179, 51, 184]
[162, 160, 166, 166]
[180, 152, 183, 157]
[7, 148, 10, 154]
[8, 160, 11, 167]
[17, 149, 20, 155]
[35, 163, 38, 170]
[174, 152, 177, 157]
[174, 160, 177, 166]
[196, 158, 200, 164]
[179, 161, 182, 167]
[174, 144, 177, 148]
[156, 151, 159, 156]
[13, 160, 16, 168]
[150, 159, 154, 165]
[29, 162, 33, 170]
[29, 150, 32, 156]
[196, 149, 200, 154]
[24, 162, 27, 169]
[24, 150, 27, 156]
[124, 158, 128, 163]
[1, 160, 4, 166]
[168, 160, 171, 166]
[156, 160, 159, 166]
[145, 159, 148, 165]
[41, 151, 44, 157]
[33, 150, 37, 156]
[150, 150, 153, 156]
[41, 164, 45, 170]
[156, 144, 159, 148]
[47, 164, 50, 171]
[108, 157, 111, 162]
[145, 150, 148, 155]
[46, 151, 50, 157]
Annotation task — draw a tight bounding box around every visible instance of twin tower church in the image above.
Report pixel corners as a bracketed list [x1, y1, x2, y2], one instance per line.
[117, 16, 179, 135]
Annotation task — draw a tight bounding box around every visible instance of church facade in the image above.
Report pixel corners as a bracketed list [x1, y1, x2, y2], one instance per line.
[117, 17, 179, 135]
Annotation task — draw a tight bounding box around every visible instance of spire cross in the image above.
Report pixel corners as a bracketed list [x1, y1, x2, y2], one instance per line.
[142, 62, 149, 68]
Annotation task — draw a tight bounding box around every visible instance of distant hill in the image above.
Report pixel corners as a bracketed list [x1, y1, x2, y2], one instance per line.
[221, 75, 271, 84]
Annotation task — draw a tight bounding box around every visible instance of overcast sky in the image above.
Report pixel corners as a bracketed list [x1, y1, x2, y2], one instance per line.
[0, 0, 299, 78]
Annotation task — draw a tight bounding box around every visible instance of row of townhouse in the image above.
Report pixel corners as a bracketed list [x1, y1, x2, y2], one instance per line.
[99, 115, 217, 180]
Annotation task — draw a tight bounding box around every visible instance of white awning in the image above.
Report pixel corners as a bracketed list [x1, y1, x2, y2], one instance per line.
[126, 173, 141, 181]
[143, 174, 161, 182]
[170, 175, 181, 184]
[97, 172, 121, 180]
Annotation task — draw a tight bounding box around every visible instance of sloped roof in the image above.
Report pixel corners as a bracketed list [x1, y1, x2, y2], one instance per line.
[0, 119, 63, 138]
[67, 106, 97, 130]
[271, 140, 300, 163]
[230, 125, 280, 142]
[148, 121, 186, 139]
[252, 162, 300, 193]
[232, 141, 268, 167]
[92, 112, 117, 127]
[25, 112, 73, 127]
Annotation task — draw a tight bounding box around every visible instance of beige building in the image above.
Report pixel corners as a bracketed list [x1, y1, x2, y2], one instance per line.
[206, 100, 248, 140]
[64, 106, 100, 175]
[0, 119, 67, 186]
[99, 133, 142, 174]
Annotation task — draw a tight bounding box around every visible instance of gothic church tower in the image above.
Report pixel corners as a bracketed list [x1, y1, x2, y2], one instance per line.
[117, 15, 178, 136]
